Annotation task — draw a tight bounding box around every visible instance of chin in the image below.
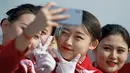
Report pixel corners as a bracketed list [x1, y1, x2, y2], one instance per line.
[105, 70, 116, 73]
[104, 67, 118, 73]
[62, 55, 74, 61]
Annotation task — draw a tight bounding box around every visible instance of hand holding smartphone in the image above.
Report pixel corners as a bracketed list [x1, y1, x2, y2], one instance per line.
[50, 6, 83, 26]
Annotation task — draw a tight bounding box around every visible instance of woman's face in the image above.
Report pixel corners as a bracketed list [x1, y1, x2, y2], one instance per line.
[5, 13, 41, 52]
[57, 24, 95, 61]
[5, 13, 35, 43]
[95, 34, 129, 73]
[40, 26, 53, 45]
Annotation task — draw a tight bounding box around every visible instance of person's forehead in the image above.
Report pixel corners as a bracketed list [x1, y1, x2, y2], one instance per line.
[18, 13, 35, 24]
[100, 35, 128, 49]
[63, 24, 90, 35]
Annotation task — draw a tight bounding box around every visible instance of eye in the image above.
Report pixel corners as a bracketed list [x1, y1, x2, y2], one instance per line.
[117, 49, 125, 54]
[33, 35, 40, 39]
[41, 31, 47, 35]
[103, 46, 112, 52]
[21, 24, 27, 30]
[61, 30, 69, 35]
[75, 36, 84, 40]
[21, 26, 26, 30]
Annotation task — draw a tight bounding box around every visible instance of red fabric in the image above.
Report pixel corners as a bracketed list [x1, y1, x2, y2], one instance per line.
[75, 55, 102, 73]
[15, 59, 36, 73]
[0, 39, 24, 73]
[119, 63, 130, 73]
[51, 55, 102, 73]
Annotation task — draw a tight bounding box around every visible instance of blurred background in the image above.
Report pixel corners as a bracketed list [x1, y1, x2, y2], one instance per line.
[0, 0, 130, 62]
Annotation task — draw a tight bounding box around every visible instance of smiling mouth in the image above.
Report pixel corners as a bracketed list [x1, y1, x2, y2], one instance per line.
[62, 46, 74, 51]
[107, 61, 117, 67]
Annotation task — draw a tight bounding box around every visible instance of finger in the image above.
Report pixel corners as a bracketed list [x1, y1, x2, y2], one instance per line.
[41, 36, 53, 51]
[50, 8, 67, 15]
[51, 14, 69, 21]
[47, 21, 60, 27]
[48, 47, 57, 58]
[71, 54, 81, 63]
[44, 2, 56, 9]
[37, 43, 42, 49]
[76, 64, 84, 70]
[52, 48, 65, 62]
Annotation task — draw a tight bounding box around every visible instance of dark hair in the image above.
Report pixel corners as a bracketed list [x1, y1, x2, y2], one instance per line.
[100, 24, 130, 48]
[6, 4, 42, 23]
[51, 27, 56, 36]
[82, 10, 101, 41]
[0, 18, 6, 26]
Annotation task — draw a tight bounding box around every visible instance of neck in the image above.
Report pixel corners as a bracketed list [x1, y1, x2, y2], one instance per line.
[2, 34, 11, 45]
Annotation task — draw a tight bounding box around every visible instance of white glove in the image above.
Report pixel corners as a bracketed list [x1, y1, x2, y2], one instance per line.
[20, 59, 36, 73]
[53, 48, 81, 73]
[76, 64, 95, 73]
[33, 36, 56, 73]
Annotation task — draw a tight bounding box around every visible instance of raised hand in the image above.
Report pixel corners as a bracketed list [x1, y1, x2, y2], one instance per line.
[31, 36, 56, 73]
[53, 48, 81, 73]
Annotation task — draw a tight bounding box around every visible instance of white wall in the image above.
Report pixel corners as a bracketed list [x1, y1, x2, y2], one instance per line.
[0, 0, 130, 62]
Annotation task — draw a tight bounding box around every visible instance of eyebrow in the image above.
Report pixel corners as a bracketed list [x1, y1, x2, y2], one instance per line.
[76, 31, 85, 36]
[63, 27, 86, 36]
[102, 44, 113, 48]
[117, 46, 126, 50]
[103, 44, 126, 50]
[42, 29, 48, 33]
[62, 27, 70, 31]
[21, 23, 28, 27]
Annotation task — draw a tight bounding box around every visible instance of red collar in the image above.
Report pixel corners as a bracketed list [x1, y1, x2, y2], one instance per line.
[76, 55, 92, 69]
[76, 55, 102, 73]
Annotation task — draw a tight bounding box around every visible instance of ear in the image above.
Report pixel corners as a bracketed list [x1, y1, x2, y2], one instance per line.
[1, 19, 10, 34]
[89, 40, 99, 50]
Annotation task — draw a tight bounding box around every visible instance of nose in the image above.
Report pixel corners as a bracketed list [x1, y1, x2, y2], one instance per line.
[109, 50, 117, 60]
[65, 36, 72, 46]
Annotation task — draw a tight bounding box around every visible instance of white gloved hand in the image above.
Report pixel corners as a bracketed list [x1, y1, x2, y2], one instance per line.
[20, 59, 36, 73]
[76, 64, 95, 73]
[33, 36, 56, 73]
[53, 48, 81, 73]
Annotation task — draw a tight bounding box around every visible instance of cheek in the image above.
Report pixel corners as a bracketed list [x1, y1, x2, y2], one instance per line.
[41, 35, 49, 45]
[73, 41, 89, 56]
[12, 27, 23, 36]
[96, 49, 109, 64]
[73, 44, 88, 56]
[57, 36, 66, 47]
[118, 53, 128, 64]
[29, 39, 39, 49]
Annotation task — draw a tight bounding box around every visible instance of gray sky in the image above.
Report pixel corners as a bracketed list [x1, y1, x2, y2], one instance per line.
[0, 0, 130, 32]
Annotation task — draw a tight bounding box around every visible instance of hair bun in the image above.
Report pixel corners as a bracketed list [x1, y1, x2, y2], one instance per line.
[6, 8, 17, 16]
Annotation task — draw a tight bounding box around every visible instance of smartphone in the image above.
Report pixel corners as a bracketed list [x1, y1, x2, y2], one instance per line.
[51, 6, 83, 26]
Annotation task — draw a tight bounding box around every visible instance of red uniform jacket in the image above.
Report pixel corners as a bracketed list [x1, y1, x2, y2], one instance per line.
[119, 63, 130, 73]
[0, 39, 23, 73]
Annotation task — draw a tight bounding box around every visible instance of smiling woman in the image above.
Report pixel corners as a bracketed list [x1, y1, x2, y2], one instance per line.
[93, 24, 130, 73]
[0, 2, 69, 73]
[52, 10, 103, 73]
